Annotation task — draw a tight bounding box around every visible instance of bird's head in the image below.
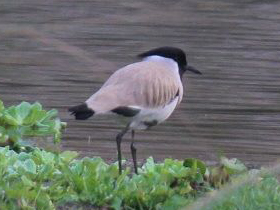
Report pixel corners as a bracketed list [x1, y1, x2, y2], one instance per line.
[138, 46, 202, 77]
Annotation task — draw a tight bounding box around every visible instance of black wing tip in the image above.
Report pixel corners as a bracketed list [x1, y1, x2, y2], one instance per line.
[68, 103, 87, 112]
[111, 106, 140, 117]
[69, 103, 94, 120]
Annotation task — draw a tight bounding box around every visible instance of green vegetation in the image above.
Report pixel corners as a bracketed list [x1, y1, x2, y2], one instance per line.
[209, 176, 280, 210]
[189, 171, 280, 210]
[0, 99, 280, 210]
[0, 146, 251, 210]
[0, 100, 66, 149]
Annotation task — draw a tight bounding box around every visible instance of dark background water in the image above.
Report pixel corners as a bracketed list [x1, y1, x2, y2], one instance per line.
[0, 0, 280, 166]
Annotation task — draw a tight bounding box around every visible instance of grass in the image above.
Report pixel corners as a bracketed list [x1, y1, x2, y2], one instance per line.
[187, 163, 280, 210]
[211, 176, 280, 210]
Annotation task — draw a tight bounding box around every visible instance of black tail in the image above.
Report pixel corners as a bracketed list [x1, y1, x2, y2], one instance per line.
[68, 103, 94, 120]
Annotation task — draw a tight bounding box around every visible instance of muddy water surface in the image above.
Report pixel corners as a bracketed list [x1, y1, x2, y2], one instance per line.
[0, 0, 280, 166]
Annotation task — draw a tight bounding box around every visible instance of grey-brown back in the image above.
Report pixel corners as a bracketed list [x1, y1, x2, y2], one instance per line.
[86, 57, 183, 114]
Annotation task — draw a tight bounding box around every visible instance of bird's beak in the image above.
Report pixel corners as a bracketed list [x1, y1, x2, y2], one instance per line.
[186, 65, 202, 75]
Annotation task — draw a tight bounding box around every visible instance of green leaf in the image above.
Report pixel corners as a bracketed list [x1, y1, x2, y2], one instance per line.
[220, 157, 247, 175]
[40, 109, 58, 122]
[70, 160, 84, 175]
[17, 152, 30, 161]
[2, 102, 32, 126]
[2, 107, 19, 126]
[23, 103, 44, 125]
[5, 127, 22, 143]
[60, 151, 78, 163]
[183, 158, 206, 175]
[162, 195, 190, 210]
[31, 102, 42, 111]
[0, 101, 66, 146]
[60, 122, 67, 129]
[23, 159, 36, 174]
[0, 126, 9, 143]
[143, 157, 156, 172]
[52, 119, 63, 143]
[34, 149, 55, 164]
[111, 197, 122, 210]
[21, 175, 35, 187]
[16, 102, 32, 124]
[0, 100, 4, 112]
[38, 164, 53, 175]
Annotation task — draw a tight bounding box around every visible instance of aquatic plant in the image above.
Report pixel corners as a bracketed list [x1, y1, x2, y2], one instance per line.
[0, 99, 66, 149]
[0, 143, 251, 210]
[1, 99, 278, 210]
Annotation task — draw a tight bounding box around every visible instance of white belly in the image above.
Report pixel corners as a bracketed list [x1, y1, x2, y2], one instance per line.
[129, 97, 179, 130]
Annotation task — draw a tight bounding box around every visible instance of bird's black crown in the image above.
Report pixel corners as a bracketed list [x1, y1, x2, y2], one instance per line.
[138, 46, 187, 68]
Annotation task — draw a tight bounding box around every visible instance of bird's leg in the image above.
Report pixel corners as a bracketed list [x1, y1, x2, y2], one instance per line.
[130, 130, 138, 174]
[116, 125, 130, 175]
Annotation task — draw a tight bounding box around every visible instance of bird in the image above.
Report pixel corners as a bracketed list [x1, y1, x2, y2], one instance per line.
[69, 46, 201, 174]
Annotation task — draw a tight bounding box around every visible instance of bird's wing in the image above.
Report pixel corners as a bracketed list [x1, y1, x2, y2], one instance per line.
[86, 59, 183, 114]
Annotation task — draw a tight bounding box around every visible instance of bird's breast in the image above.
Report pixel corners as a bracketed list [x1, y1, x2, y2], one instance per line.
[129, 96, 179, 130]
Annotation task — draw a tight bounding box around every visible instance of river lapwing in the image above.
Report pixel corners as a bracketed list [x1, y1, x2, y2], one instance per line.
[69, 46, 201, 174]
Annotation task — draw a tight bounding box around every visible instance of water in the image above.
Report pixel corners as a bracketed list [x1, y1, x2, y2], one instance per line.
[0, 0, 280, 166]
